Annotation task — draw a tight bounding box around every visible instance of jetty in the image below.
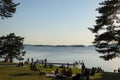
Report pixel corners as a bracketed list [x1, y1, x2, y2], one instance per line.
[35, 59, 82, 67]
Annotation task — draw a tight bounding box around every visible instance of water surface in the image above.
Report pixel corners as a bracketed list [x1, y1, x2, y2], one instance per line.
[24, 46, 120, 72]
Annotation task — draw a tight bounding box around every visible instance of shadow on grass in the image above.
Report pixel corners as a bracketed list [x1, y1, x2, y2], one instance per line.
[12, 73, 34, 76]
[98, 72, 120, 80]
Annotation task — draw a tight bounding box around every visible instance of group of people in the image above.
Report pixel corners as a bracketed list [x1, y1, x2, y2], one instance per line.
[54, 63, 103, 80]
[30, 62, 46, 75]
[54, 67, 73, 78]
[80, 63, 103, 80]
[29, 61, 104, 80]
[18, 62, 24, 67]
[81, 63, 90, 80]
[51, 67, 73, 80]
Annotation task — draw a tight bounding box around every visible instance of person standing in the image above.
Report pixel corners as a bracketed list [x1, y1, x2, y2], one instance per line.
[81, 63, 85, 75]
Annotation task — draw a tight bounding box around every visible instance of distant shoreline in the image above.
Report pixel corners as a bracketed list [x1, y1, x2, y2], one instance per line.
[34, 45, 85, 47]
[24, 44, 89, 47]
[24, 44, 95, 47]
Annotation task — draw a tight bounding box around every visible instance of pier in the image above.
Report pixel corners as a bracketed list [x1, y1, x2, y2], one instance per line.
[35, 59, 81, 67]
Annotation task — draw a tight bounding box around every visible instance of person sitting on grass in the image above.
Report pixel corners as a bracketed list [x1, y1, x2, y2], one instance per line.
[38, 69, 46, 75]
[90, 67, 96, 76]
[38, 69, 42, 75]
[33, 62, 38, 71]
[30, 62, 38, 72]
[56, 67, 67, 80]
[55, 68, 59, 75]
[30, 63, 33, 70]
[67, 68, 73, 77]
[84, 68, 90, 80]
[61, 67, 67, 76]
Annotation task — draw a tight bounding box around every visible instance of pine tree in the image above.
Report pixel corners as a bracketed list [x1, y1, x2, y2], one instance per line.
[0, 33, 25, 62]
[89, 0, 120, 60]
[0, 0, 19, 19]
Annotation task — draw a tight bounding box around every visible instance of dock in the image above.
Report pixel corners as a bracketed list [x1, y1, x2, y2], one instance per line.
[35, 59, 81, 67]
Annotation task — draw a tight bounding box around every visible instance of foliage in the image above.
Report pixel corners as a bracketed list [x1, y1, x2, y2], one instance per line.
[89, 0, 120, 60]
[0, 33, 25, 62]
[0, 0, 19, 19]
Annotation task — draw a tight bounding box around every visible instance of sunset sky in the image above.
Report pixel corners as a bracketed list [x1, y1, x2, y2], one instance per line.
[0, 0, 102, 45]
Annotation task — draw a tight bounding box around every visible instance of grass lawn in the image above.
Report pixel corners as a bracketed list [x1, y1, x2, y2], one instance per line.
[0, 63, 80, 80]
[0, 65, 49, 80]
[0, 63, 120, 80]
[93, 72, 120, 80]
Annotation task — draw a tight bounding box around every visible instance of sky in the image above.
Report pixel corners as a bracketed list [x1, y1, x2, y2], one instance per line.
[0, 0, 102, 45]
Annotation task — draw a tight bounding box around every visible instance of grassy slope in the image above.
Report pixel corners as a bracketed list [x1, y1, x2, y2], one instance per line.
[90, 72, 120, 80]
[0, 63, 81, 80]
[98, 72, 120, 80]
[0, 65, 49, 80]
[0, 63, 120, 80]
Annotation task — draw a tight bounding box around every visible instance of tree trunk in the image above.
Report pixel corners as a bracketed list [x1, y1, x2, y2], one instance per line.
[4, 57, 9, 62]
[9, 56, 13, 63]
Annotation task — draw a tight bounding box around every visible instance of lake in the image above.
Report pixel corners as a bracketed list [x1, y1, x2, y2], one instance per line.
[24, 45, 120, 72]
